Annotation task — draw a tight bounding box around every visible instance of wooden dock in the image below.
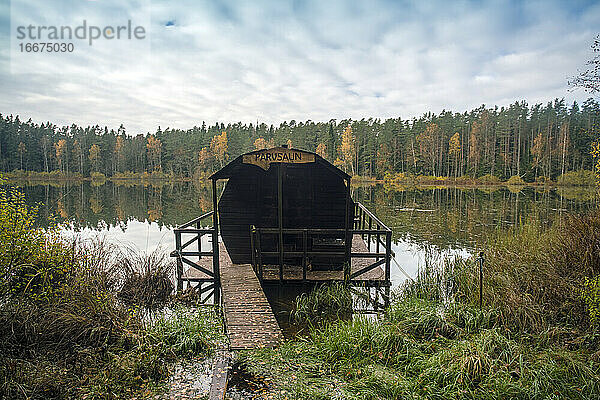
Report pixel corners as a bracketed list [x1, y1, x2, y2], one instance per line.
[217, 243, 283, 350]
[179, 234, 386, 350]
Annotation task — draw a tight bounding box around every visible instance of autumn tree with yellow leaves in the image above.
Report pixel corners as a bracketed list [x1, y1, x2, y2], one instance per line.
[448, 132, 461, 178]
[316, 143, 327, 158]
[146, 135, 162, 171]
[88, 144, 101, 172]
[54, 139, 67, 174]
[114, 136, 125, 173]
[198, 147, 212, 171]
[210, 131, 228, 169]
[254, 137, 274, 150]
[338, 125, 356, 174]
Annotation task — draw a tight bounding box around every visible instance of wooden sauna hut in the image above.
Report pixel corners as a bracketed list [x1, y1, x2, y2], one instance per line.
[211, 145, 353, 271]
[172, 146, 393, 355]
[172, 145, 392, 292]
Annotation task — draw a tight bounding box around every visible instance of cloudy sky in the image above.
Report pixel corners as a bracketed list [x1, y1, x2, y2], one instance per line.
[0, 0, 598, 133]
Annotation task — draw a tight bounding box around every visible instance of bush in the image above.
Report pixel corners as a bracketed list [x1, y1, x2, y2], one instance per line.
[557, 170, 595, 186]
[0, 185, 73, 301]
[477, 174, 501, 184]
[90, 171, 106, 181]
[535, 175, 552, 184]
[111, 171, 141, 180]
[416, 175, 449, 184]
[505, 175, 526, 185]
[581, 275, 600, 326]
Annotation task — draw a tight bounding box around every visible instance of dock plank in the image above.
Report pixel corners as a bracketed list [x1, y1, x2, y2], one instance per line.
[217, 243, 283, 350]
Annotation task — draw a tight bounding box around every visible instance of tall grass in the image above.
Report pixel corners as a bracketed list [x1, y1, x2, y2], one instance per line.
[0, 238, 224, 399]
[291, 282, 353, 325]
[399, 212, 600, 332]
[117, 246, 174, 310]
[241, 298, 600, 399]
[240, 212, 600, 398]
[0, 182, 223, 399]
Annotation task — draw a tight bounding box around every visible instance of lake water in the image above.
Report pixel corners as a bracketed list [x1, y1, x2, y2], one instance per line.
[6, 180, 598, 290]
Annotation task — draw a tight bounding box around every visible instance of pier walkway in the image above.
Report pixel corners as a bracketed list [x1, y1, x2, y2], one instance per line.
[217, 244, 283, 350]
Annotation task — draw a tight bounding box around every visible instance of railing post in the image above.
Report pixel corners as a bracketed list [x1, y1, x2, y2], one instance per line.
[360, 207, 365, 240]
[367, 217, 372, 252]
[385, 231, 392, 284]
[250, 225, 256, 272]
[196, 220, 202, 264]
[256, 228, 263, 281]
[302, 229, 308, 282]
[175, 230, 183, 292]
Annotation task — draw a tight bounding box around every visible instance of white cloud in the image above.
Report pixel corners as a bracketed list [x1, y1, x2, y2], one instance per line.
[0, 0, 598, 133]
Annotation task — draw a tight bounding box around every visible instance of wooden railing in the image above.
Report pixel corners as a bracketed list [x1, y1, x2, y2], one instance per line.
[353, 202, 393, 283]
[250, 202, 392, 284]
[170, 211, 219, 291]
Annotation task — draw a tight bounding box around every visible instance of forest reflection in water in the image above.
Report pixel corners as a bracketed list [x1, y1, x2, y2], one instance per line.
[5, 179, 598, 288]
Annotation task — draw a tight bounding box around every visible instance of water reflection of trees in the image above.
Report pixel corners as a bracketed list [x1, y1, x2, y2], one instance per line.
[11, 181, 216, 231]
[353, 185, 598, 250]
[5, 181, 598, 250]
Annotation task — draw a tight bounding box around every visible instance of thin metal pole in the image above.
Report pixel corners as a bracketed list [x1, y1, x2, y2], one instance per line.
[478, 251, 484, 309]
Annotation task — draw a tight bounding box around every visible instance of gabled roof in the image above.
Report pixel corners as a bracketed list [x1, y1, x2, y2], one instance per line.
[209, 147, 350, 180]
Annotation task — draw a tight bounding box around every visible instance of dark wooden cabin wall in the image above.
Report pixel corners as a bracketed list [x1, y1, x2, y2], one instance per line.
[218, 162, 353, 265]
[218, 171, 260, 264]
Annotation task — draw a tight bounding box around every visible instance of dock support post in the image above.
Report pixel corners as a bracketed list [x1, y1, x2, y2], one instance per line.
[302, 229, 307, 282]
[212, 179, 220, 284]
[385, 230, 392, 284]
[278, 164, 284, 282]
[256, 230, 263, 281]
[175, 230, 183, 292]
[344, 177, 351, 282]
